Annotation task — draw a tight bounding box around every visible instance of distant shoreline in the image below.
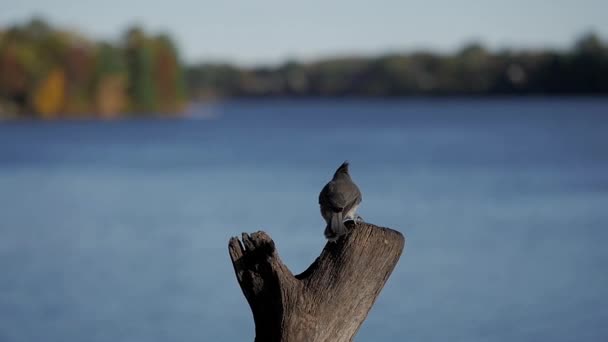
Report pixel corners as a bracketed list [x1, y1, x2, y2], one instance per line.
[2, 96, 607, 122]
[2, 18, 607, 120]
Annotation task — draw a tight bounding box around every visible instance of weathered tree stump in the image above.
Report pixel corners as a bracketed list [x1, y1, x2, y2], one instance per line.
[228, 222, 405, 342]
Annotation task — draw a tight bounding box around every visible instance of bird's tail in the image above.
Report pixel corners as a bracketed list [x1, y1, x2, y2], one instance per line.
[324, 212, 347, 242]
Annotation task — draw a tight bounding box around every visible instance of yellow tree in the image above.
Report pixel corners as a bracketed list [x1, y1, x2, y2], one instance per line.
[32, 68, 66, 118]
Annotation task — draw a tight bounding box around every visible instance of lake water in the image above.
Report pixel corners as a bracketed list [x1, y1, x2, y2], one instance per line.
[1, 98, 607, 341]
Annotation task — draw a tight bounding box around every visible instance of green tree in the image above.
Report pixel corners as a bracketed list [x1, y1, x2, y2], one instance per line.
[124, 26, 156, 113]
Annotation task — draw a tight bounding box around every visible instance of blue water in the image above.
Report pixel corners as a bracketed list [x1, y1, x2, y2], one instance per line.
[1, 98, 607, 342]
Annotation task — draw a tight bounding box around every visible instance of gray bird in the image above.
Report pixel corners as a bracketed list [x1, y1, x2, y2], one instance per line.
[319, 161, 363, 241]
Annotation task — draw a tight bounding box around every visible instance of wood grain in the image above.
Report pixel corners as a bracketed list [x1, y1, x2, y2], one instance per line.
[228, 223, 405, 342]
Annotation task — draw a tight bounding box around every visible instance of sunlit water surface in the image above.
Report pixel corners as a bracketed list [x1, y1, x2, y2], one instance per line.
[1, 98, 607, 341]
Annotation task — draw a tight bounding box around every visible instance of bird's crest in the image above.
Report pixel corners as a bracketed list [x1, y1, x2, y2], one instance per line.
[333, 161, 350, 177]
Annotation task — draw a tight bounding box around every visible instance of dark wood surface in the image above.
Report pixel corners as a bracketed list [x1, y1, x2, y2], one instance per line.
[228, 223, 405, 342]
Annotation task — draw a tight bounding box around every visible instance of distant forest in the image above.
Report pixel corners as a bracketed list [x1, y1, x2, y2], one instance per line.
[0, 19, 186, 119]
[188, 34, 608, 98]
[1, 18, 607, 119]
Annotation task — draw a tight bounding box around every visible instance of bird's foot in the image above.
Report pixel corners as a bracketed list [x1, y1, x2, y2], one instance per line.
[344, 215, 364, 229]
[343, 218, 356, 229]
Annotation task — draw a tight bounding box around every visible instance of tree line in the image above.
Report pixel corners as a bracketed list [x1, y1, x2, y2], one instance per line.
[187, 34, 608, 98]
[1, 18, 607, 119]
[0, 18, 186, 119]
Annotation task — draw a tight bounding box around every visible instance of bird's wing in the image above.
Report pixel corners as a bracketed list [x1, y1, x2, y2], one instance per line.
[319, 182, 347, 212]
[339, 180, 362, 214]
[338, 178, 362, 203]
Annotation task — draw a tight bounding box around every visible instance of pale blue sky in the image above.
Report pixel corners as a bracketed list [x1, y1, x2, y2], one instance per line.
[1, 0, 607, 65]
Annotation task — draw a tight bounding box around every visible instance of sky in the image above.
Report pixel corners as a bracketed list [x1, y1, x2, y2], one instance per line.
[1, 0, 607, 66]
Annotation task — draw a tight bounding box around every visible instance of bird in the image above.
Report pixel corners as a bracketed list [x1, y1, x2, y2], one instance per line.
[319, 161, 363, 242]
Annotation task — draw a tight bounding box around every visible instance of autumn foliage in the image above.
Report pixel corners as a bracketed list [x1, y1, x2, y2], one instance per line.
[0, 18, 185, 118]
